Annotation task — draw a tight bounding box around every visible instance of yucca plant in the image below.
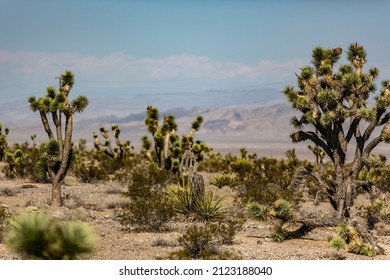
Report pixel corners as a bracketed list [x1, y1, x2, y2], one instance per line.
[168, 180, 194, 216]
[210, 173, 238, 188]
[328, 236, 347, 250]
[168, 179, 225, 221]
[269, 199, 294, 221]
[230, 157, 253, 180]
[193, 191, 225, 221]
[6, 212, 97, 259]
[270, 220, 289, 242]
[347, 239, 376, 257]
[245, 202, 269, 222]
[336, 222, 357, 244]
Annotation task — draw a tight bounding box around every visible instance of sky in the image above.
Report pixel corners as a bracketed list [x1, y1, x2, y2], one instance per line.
[1, 0, 390, 104]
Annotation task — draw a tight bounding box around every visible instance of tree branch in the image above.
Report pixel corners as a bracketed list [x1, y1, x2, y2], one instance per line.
[363, 135, 382, 157]
[292, 131, 334, 161]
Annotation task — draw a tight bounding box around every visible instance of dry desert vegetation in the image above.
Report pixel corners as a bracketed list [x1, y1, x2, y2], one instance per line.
[1, 167, 390, 260]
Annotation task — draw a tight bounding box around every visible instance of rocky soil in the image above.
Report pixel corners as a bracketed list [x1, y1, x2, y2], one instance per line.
[1, 174, 390, 260]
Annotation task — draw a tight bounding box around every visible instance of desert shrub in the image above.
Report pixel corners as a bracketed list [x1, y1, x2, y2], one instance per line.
[177, 223, 217, 259]
[119, 163, 176, 232]
[198, 152, 233, 173]
[246, 198, 295, 243]
[0, 206, 10, 243]
[359, 199, 386, 229]
[164, 216, 245, 260]
[0, 187, 19, 197]
[72, 160, 109, 183]
[6, 212, 97, 259]
[236, 157, 303, 206]
[4, 143, 49, 182]
[210, 173, 238, 188]
[213, 217, 246, 245]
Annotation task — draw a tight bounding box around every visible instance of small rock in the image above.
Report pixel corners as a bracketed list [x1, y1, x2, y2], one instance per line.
[0, 204, 8, 209]
[25, 206, 39, 212]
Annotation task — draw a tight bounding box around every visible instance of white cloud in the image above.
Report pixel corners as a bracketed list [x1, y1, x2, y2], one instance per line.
[0, 50, 306, 93]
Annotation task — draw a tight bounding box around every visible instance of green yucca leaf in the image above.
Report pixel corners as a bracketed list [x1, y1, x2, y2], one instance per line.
[329, 236, 346, 250]
[72, 95, 89, 113]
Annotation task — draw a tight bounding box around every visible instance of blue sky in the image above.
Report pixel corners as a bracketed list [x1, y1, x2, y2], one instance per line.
[1, 0, 390, 103]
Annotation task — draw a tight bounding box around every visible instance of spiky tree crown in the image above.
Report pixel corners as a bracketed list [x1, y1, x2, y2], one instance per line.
[29, 70, 88, 116]
[283, 43, 390, 163]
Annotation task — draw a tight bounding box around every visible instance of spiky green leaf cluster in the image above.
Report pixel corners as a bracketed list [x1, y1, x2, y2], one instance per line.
[6, 212, 97, 260]
[283, 42, 390, 157]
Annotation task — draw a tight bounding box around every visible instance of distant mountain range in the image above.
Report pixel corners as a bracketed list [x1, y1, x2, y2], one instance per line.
[2, 87, 390, 159]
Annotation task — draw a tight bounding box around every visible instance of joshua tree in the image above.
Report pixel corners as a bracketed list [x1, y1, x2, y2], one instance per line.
[93, 124, 134, 164]
[29, 70, 88, 207]
[142, 105, 209, 173]
[308, 144, 325, 169]
[0, 123, 9, 162]
[283, 43, 390, 219]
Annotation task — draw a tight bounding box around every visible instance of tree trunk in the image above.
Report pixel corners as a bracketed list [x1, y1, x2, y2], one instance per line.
[51, 180, 62, 208]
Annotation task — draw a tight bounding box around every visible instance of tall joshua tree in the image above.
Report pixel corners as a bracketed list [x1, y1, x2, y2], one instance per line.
[283, 43, 390, 219]
[29, 70, 88, 207]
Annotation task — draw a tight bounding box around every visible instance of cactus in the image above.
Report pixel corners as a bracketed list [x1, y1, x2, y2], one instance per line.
[0, 123, 9, 162]
[28, 70, 88, 207]
[93, 124, 134, 165]
[142, 105, 209, 174]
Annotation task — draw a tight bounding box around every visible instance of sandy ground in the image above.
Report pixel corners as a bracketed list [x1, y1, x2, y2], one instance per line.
[1, 175, 390, 260]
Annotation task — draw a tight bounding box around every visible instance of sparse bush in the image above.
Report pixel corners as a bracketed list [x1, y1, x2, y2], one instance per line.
[177, 223, 218, 259]
[214, 217, 246, 245]
[106, 198, 130, 210]
[360, 199, 386, 229]
[0, 187, 19, 197]
[236, 157, 304, 206]
[6, 212, 97, 259]
[119, 163, 176, 232]
[73, 160, 109, 183]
